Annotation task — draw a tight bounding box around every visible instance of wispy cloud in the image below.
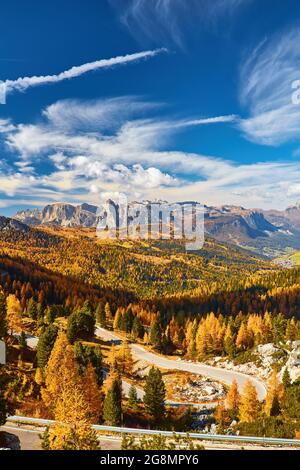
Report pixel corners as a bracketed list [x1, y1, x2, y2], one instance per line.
[0, 49, 166, 98]
[1, 96, 299, 210]
[0, 97, 240, 206]
[43, 96, 161, 132]
[0, 118, 15, 133]
[239, 27, 300, 145]
[109, 0, 252, 48]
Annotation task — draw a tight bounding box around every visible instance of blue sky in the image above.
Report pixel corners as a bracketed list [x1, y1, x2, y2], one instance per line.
[1, 0, 300, 214]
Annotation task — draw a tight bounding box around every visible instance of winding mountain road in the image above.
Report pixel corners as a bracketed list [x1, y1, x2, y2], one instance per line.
[95, 327, 267, 401]
[23, 327, 267, 402]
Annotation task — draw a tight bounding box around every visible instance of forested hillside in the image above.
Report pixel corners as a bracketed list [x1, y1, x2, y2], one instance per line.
[0, 223, 270, 299]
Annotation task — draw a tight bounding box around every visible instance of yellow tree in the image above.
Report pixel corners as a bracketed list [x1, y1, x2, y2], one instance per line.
[195, 321, 209, 356]
[6, 294, 22, 335]
[113, 308, 123, 330]
[264, 370, 284, 417]
[48, 383, 100, 450]
[84, 363, 103, 423]
[117, 340, 134, 376]
[143, 331, 149, 344]
[34, 367, 44, 386]
[184, 319, 196, 358]
[262, 312, 274, 343]
[226, 380, 240, 418]
[42, 331, 101, 450]
[214, 399, 230, 428]
[108, 344, 119, 373]
[42, 330, 81, 410]
[105, 302, 113, 323]
[224, 323, 235, 356]
[236, 323, 252, 351]
[239, 380, 260, 423]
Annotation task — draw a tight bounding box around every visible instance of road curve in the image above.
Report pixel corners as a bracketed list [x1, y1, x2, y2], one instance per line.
[96, 327, 267, 401]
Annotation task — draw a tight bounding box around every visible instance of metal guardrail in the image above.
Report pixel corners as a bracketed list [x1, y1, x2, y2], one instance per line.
[7, 415, 300, 447]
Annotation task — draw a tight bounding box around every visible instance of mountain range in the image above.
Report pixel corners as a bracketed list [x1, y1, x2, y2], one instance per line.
[12, 201, 300, 258]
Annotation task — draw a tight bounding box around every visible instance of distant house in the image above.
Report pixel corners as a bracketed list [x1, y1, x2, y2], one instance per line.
[0, 340, 6, 365]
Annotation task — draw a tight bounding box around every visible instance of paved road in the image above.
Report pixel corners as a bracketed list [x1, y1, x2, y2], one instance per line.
[13, 333, 39, 349]
[5, 419, 300, 450]
[24, 327, 267, 400]
[95, 327, 267, 401]
[0, 425, 42, 450]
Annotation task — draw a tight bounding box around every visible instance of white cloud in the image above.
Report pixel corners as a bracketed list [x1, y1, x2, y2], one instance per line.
[0, 118, 15, 133]
[109, 0, 252, 48]
[1, 49, 166, 97]
[43, 96, 160, 132]
[2, 96, 300, 211]
[239, 27, 300, 145]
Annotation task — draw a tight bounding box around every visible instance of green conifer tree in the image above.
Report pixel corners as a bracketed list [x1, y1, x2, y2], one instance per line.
[103, 377, 122, 426]
[143, 366, 166, 424]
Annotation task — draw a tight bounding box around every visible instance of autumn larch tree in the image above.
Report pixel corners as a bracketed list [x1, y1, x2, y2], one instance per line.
[226, 380, 240, 420]
[117, 340, 134, 376]
[104, 302, 113, 323]
[264, 370, 284, 417]
[239, 380, 260, 423]
[6, 294, 22, 336]
[214, 399, 230, 430]
[84, 363, 104, 423]
[42, 331, 101, 450]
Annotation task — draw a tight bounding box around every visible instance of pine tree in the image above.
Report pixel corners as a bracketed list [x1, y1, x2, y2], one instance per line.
[282, 367, 291, 390]
[132, 316, 144, 340]
[143, 366, 166, 423]
[96, 302, 106, 327]
[103, 377, 122, 426]
[26, 298, 38, 320]
[128, 385, 138, 410]
[67, 310, 95, 344]
[36, 324, 58, 369]
[18, 331, 27, 349]
[239, 380, 260, 423]
[150, 319, 162, 349]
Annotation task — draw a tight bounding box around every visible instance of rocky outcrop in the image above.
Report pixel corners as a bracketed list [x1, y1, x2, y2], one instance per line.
[208, 342, 300, 384]
[14, 203, 98, 228]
